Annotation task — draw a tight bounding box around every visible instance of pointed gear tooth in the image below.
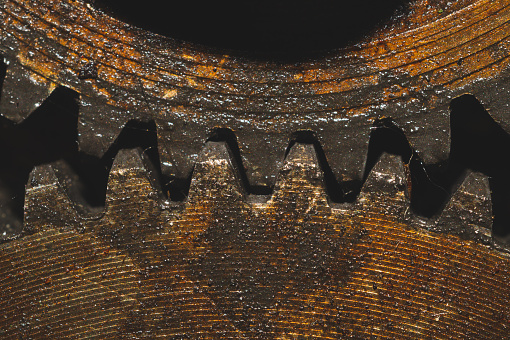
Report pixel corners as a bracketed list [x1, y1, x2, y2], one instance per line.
[101, 149, 162, 251]
[359, 153, 410, 215]
[271, 143, 328, 207]
[0, 60, 54, 123]
[435, 171, 492, 240]
[26, 164, 59, 189]
[278, 143, 323, 181]
[106, 148, 161, 210]
[24, 162, 79, 231]
[188, 142, 244, 202]
[78, 96, 130, 158]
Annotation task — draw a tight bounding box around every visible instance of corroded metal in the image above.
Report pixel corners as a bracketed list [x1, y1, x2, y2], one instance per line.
[0, 0, 510, 338]
[0, 145, 507, 338]
[1, 0, 510, 186]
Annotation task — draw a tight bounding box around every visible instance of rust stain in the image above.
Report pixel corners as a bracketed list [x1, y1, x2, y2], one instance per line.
[1, 146, 508, 338]
[0, 0, 507, 127]
[162, 88, 178, 99]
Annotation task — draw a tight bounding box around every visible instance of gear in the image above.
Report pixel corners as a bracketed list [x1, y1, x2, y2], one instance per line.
[0, 0, 510, 338]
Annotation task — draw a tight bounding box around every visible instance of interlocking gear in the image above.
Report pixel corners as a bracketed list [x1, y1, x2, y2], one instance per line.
[0, 0, 510, 338]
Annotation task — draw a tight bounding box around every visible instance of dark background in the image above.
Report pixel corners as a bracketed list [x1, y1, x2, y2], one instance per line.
[89, 0, 411, 60]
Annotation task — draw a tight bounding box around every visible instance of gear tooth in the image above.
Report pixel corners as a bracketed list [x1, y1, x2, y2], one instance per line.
[319, 119, 371, 185]
[188, 142, 245, 202]
[106, 148, 162, 210]
[157, 142, 176, 178]
[235, 131, 288, 188]
[24, 163, 79, 232]
[78, 96, 131, 158]
[155, 120, 177, 178]
[398, 104, 451, 167]
[156, 118, 206, 179]
[102, 149, 162, 250]
[359, 153, 410, 214]
[435, 171, 492, 240]
[468, 77, 510, 136]
[271, 143, 328, 207]
[0, 59, 55, 123]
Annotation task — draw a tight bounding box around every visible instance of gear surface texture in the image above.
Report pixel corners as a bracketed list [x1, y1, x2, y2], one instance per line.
[0, 0, 510, 338]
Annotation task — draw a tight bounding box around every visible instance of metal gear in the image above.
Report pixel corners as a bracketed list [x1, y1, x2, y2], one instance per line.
[0, 0, 510, 338]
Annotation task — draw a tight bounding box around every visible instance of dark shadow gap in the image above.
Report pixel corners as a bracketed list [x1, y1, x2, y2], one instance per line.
[0, 60, 6, 92]
[363, 118, 450, 217]
[88, 0, 412, 61]
[447, 94, 510, 239]
[208, 128, 272, 196]
[165, 174, 192, 202]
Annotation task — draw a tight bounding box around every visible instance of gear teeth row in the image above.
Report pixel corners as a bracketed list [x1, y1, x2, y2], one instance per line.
[22, 148, 163, 237]
[356, 152, 494, 243]
[154, 114, 372, 187]
[0, 61, 493, 194]
[19, 142, 499, 249]
[2, 0, 510, 190]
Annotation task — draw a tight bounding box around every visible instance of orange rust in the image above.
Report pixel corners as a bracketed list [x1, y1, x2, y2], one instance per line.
[1, 0, 507, 117]
[16, 45, 60, 85]
[1, 1, 510, 337]
[1, 146, 508, 338]
[162, 88, 178, 99]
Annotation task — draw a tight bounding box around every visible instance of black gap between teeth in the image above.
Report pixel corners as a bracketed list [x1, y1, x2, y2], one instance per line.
[87, 0, 412, 62]
[0, 86, 509, 242]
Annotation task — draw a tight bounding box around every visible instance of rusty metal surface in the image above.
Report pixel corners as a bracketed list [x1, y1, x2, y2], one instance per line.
[0, 145, 506, 338]
[0, 0, 509, 338]
[1, 0, 510, 186]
